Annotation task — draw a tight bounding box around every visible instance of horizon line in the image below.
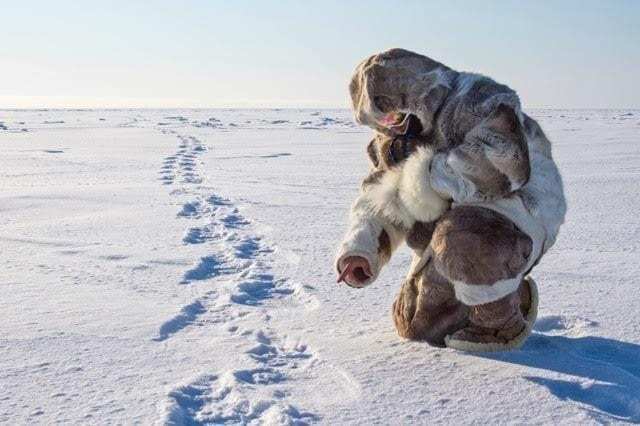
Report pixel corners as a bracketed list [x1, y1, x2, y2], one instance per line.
[2, 106, 639, 111]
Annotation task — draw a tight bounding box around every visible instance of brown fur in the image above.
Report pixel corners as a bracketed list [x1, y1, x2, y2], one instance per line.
[377, 230, 392, 265]
[361, 169, 385, 189]
[349, 48, 448, 135]
[392, 260, 469, 346]
[469, 291, 522, 330]
[517, 278, 533, 318]
[433, 101, 531, 201]
[406, 221, 436, 251]
[431, 206, 532, 285]
[366, 139, 380, 168]
[366, 133, 427, 172]
[393, 206, 534, 345]
[449, 290, 526, 344]
[482, 104, 531, 190]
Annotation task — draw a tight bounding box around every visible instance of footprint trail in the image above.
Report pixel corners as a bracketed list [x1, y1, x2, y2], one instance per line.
[164, 329, 318, 425]
[155, 129, 319, 423]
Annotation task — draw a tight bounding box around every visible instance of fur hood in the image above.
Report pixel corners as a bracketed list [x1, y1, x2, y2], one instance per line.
[349, 48, 455, 137]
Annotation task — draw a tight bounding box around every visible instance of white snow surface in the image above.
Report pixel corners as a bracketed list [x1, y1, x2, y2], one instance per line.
[1, 108, 640, 425]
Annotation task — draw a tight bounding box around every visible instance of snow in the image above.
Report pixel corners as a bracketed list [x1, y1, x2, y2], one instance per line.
[1, 108, 640, 424]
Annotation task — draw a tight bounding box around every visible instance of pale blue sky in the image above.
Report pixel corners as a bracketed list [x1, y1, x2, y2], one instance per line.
[2, 1, 639, 108]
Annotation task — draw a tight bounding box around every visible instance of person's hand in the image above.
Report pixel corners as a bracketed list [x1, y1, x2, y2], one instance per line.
[337, 256, 373, 288]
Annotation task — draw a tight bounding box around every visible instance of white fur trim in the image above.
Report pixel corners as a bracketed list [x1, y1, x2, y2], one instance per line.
[335, 216, 383, 286]
[445, 276, 539, 352]
[452, 277, 521, 306]
[360, 147, 449, 229]
[335, 192, 405, 287]
[335, 250, 379, 288]
[519, 148, 566, 253]
[359, 167, 412, 229]
[398, 147, 450, 223]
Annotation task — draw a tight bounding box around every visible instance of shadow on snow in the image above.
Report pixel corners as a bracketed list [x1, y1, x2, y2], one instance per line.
[476, 332, 640, 423]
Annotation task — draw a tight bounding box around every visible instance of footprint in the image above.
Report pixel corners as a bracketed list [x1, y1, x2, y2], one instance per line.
[231, 274, 279, 306]
[177, 201, 203, 218]
[183, 227, 214, 245]
[183, 173, 202, 184]
[221, 212, 249, 228]
[245, 331, 312, 367]
[233, 368, 285, 385]
[246, 343, 278, 362]
[160, 175, 174, 185]
[181, 256, 232, 284]
[164, 363, 317, 424]
[154, 300, 207, 342]
[234, 236, 262, 259]
[164, 374, 216, 424]
[207, 194, 231, 207]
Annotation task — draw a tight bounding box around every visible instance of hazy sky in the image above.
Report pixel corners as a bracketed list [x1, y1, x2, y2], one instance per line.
[2, 1, 639, 108]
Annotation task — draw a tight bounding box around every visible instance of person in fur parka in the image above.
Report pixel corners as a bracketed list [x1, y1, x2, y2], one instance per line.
[335, 48, 566, 351]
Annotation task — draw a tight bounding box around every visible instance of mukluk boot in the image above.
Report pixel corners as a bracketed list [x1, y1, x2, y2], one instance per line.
[444, 276, 538, 352]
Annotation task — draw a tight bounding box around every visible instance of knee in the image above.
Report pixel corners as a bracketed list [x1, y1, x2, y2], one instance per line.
[431, 206, 532, 285]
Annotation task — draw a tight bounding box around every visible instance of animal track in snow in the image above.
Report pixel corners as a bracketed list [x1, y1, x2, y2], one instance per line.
[159, 132, 207, 186]
[156, 130, 316, 423]
[233, 368, 286, 385]
[245, 331, 312, 368]
[155, 131, 296, 339]
[153, 300, 208, 342]
[163, 330, 318, 425]
[181, 255, 233, 284]
[177, 200, 203, 218]
[183, 226, 217, 245]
